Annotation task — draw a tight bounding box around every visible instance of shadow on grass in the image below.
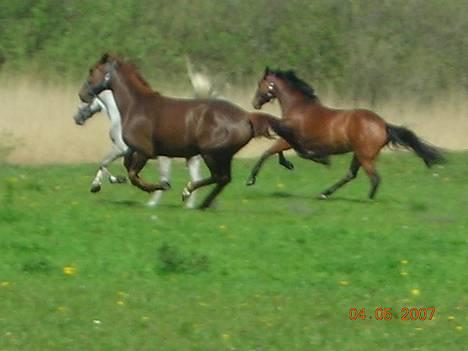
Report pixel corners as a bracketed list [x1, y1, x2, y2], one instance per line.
[251, 191, 380, 204]
[98, 199, 142, 207]
[316, 196, 372, 204]
[98, 199, 190, 210]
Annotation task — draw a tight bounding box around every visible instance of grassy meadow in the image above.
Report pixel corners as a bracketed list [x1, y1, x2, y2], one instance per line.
[0, 152, 467, 350]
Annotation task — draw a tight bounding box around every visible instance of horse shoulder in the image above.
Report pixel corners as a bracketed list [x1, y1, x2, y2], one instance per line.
[122, 112, 155, 156]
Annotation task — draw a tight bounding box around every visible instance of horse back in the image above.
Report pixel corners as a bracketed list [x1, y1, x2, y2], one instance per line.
[287, 104, 388, 154]
[125, 96, 253, 157]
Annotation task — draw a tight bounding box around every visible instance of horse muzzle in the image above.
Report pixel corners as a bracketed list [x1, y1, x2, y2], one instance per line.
[73, 105, 93, 125]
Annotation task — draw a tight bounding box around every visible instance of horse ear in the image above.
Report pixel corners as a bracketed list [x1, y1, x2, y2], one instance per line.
[264, 66, 270, 75]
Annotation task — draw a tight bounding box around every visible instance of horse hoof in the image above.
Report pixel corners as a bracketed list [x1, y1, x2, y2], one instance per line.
[181, 188, 191, 202]
[109, 175, 127, 184]
[246, 178, 256, 186]
[318, 193, 328, 200]
[146, 201, 158, 208]
[160, 181, 171, 191]
[283, 161, 295, 170]
[115, 175, 127, 184]
[90, 184, 101, 193]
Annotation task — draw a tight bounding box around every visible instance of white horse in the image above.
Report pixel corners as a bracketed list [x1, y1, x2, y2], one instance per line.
[73, 90, 202, 208]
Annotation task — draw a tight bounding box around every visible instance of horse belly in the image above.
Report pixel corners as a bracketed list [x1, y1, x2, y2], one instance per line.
[154, 140, 198, 158]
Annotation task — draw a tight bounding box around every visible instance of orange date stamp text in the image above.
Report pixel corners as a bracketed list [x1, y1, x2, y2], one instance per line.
[349, 307, 436, 321]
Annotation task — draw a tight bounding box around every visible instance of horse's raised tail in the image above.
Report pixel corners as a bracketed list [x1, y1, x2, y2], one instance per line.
[386, 124, 445, 167]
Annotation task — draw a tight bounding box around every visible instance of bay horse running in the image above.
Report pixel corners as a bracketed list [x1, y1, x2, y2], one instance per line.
[78, 54, 285, 209]
[248, 67, 445, 199]
[73, 90, 202, 208]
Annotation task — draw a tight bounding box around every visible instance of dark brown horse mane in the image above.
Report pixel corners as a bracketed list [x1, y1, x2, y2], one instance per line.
[269, 69, 317, 99]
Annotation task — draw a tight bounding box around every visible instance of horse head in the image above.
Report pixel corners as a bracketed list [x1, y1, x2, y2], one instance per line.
[73, 98, 105, 126]
[78, 53, 119, 103]
[252, 67, 278, 109]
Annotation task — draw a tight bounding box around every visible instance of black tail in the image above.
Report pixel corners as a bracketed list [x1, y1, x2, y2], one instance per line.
[386, 124, 445, 167]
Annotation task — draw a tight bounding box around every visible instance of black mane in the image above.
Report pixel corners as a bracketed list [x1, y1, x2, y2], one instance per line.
[269, 69, 317, 99]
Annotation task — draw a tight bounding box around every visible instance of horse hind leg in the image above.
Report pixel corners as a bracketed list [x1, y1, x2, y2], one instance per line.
[182, 154, 231, 209]
[319, 154, 360, 199]
[359, 157, 381, 199]
[185, 156, 203, 209]
[199, 156, 232, 210]
[181, 154, 220, 204]
[147, 156, 172, 208]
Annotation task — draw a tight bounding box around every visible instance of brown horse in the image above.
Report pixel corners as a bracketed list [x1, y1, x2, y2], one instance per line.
[248, 67, 445, 199]
[78, 54, 286, 209]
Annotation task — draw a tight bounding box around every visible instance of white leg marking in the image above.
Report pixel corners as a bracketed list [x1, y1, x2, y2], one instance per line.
[147, 157, 172, 207]
[185, 156, 202, 208]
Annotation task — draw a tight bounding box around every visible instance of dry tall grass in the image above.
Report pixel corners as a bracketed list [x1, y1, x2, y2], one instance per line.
[1, 78, 467, 164]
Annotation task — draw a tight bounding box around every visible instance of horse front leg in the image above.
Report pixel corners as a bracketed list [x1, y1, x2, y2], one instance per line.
[124, 150, 171, 193]
[246, 139, 292, 186]
[90, 145, 127, 193]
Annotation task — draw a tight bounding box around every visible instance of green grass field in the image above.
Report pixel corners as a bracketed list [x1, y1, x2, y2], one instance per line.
[1, 153, 467, 350]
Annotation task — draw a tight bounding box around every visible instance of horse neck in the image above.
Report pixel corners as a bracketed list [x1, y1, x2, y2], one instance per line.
[98, 90, 122, 125]
[110, 69, 159, 121]
[276, 81, 319, 116]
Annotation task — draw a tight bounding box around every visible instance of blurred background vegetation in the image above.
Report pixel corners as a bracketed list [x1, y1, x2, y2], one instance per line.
[1, 0, 468, 104]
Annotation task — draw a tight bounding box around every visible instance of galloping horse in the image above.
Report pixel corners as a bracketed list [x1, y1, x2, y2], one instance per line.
[78, 54, 285, 209]
[73, 90, 202, 208]
[248, 67, 444, 199]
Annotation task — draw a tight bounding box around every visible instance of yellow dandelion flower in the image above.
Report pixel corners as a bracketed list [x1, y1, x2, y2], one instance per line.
[222, 333, 231, 341]
[411, 288, 420, 296]
[1, 281, 11, 288]
[63, 266, 77, 276]
[400, 260, 408, 265]
[447, 316, 455, 321]
[141, 316, 150, 321]
[117, 291, 128, 298]
[455, 326, 463, 331]
[116, 300, 125, 306]
[400, 271, 408, 277]
[219, 224, 227, 230]
[415, 327, 423, 331]
[339, 280, 350, 286]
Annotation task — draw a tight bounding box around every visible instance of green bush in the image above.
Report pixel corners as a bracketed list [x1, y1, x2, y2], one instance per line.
[1, 0, 467, 103]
